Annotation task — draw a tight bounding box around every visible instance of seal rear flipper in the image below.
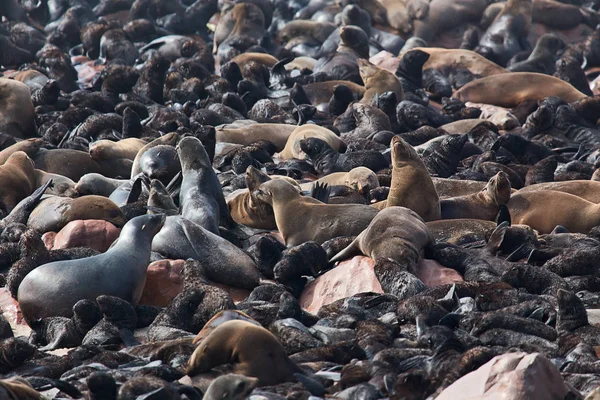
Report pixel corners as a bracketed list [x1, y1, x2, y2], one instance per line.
[495, 204, 511, 226]
[119, 328, 141, 347]
[438, 313, 462, 330]
[29, 378, 83, 399]
[294, 373, 326, 396]
[329, 239, 361, 264]
[551, 225, 570, 234]
[310, 182, 330, 203]
[270, 56, 294, 90]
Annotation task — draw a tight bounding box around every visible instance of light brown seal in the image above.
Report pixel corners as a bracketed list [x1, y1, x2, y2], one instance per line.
[33, 149, 133, 181]
[440, 171, 512, 220]
[426, 219, 498, 245]
[0, 151, 38, 213]
[357, 58, 404, 105]
[507, 190, 600, 233]
[302, 80, 366, 109]
[515, 181, 600, 203]
[0, 138, 42, 164]
[255, 179, 379, 246]
[279, 124, 346, 160]
[27, 195, 127, 233]
[0, 78, 36, 138]
[299, 167, 380, 194]
[402, 48, 507, 77]
[330, 206, 434, 273]
[454, 72, 588, 107]
[216, 123, 297, 151]
[432, 177, 487, 198]
[89, 138, 147, 161]
[231, 53, 278, 69]
[373, 136, 440, 222]
[186, 320, 302, 386]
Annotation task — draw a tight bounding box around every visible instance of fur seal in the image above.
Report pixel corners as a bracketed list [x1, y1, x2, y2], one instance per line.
[89, 138, 147, 161]
[152, 216, 261, 289]
[75, 174, 128, 197]
[0, 78, 36, 138]
[203, 374, 259, 400]
[299, 167, 379, 195]
[0, 139, 42, 165]
[255, 179, 378, 246]
[507, 190, 600, 234]
[432, 177, 488, 198]
[441, 172, 511, 220]
[280, 124, 346, 160]
[407, 48, 506, 77]
[27, 195, 126, 233]
[17, 214, 165, 323]
[515, 181, 600, 203]
[130, 133, 179, 179]
[330, 206, 434, 270]
[475, 0, 532, 66]
[33, 149, 133, 181]
[454, 72, 588, 107]
[0, 151, 37, 213]
[426, 219, 497, 245]
[178, 136, 232, 233]
[373, 136, 440, 222]
[186, 320, 303, 386]
[357, 59, 404, 106]
[138, 144, 181, 185]
[216, 123, 297, 151]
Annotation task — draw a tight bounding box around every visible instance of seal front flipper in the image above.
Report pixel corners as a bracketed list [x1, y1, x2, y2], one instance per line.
[495, 204, 511, 226]
[294, 373, 326, 396]
[119, 328, 141, 347]
[485, 221, 508, 254]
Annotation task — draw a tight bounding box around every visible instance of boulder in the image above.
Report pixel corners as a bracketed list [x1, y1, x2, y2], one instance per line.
[139, 259, 185, 307]
[436, 352, 580, 400]
[50, 219, 120, 252]
[300, 256, 383, 314]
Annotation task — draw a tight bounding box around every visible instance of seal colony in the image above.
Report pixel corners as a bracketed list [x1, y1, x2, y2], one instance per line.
[1, 0, 600, 398]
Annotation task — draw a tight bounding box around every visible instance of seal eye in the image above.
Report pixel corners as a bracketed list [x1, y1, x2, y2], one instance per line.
[427, 338, 433, 346]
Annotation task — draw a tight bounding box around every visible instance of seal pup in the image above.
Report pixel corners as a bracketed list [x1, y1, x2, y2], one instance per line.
[373, 136, 440, 222]
[454, 72, 588, 107]
[279, 124, 346, 161]
[254, 179, 379, 246]
[186, 320, 303, 386]
[330, 207, 434, 273]
[441, 172, 511, 221]
[507, 190, 600, 234]
[17, 214, 165, 323]
[203, 374, 259, 400]
[178, 136, 233, 234]
[0, 78, 36, 138]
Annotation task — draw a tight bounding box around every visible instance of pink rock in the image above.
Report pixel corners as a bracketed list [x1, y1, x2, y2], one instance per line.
[52, 219, 120, 253]
[0, 287, 31, 336]
[369, 51, 400, 73]
[436, 352, 578, 400]
[300, 256, 383, 314]
[139, 259, 185, 307]
[415, 259, 463, 287]
[42, 231, 57, 250]
[139, 260, 251, 307]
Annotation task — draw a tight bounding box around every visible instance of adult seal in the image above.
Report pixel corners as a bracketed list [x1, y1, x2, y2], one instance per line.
[440, 172, 512, 221]
[0, 78, 36, 138]
[17, 214, 165, 323]
[331, 206, 434, 266]
[515, 181, 600, 203]
[454, 72, 588, 107]
[187, 320, 303, 386]
[178, 136, 233, 233]
[0, 151, 38, 213]
[255, 179, 378, 247]
[373, 136, 440, 222]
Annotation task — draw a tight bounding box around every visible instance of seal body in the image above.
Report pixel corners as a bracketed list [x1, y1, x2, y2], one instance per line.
[516, 181, 600, 203]
[0, 151, 37, 213]
[374, 136, 440, 222]
[0, 78, 36, 138]
[256, 179, 379, 247]
[330, 206, 434, 272]
[17, 214, 165, 323]
[187, 320, 301, 386]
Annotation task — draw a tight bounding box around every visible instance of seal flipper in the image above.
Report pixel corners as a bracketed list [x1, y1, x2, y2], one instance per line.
[329, 238, 361, 263]
[551, 225, 570, 234]
[485, 221, 508, 254]
[125, 176, 144, 205]
[294, 373, 326, 396]
[311, 182, 331, 203]
[438, 313, 462, 330]
[118, 328, 140, 347]
[495, 204, 511, 226]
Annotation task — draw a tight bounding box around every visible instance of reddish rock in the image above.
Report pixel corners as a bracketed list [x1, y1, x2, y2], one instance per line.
[139, 259, 185, 307]
[52, 219, 120, 253]
[0, 287, 31, 336]
[415, 259, 463, 287]
[139, 260, 251, 307]
[42, 231, 57, 250]
[436, 352, 578, 400]
[300, 256, 383, 314]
